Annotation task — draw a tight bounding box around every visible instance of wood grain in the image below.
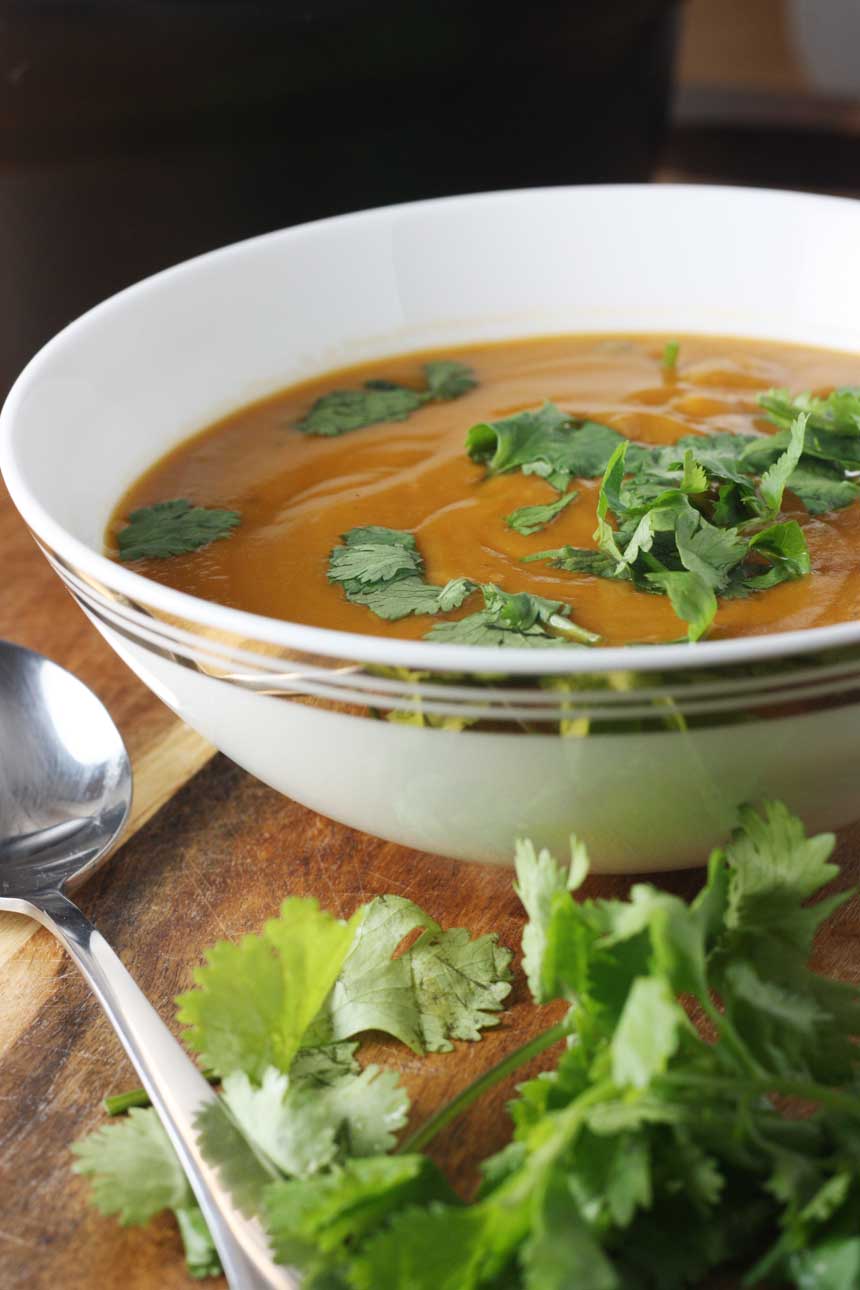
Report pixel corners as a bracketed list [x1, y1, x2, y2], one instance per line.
[0, 475, 214, 972]
[1, 751, 858, 1289]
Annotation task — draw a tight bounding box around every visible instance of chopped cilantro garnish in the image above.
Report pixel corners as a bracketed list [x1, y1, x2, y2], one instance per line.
[425, 583, 601, 648]
[328, 527, 477, 622]
[504, 489, 578, 535]
[329, 530, 600, 644]
[116, 499, 240, 561]
[423, 360, 478, 401]
[466, 402, 626, 492]
[524, 418, 819, 640]
[298, 361, 476, 436]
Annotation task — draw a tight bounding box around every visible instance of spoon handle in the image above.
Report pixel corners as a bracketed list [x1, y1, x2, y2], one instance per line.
[28, 890, 297, 1290]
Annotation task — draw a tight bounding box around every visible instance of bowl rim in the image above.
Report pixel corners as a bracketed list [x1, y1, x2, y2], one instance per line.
[4, 181, 860, 677]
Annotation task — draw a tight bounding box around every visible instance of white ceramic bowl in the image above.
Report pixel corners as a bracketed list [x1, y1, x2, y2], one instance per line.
[5, 185, 860, 872]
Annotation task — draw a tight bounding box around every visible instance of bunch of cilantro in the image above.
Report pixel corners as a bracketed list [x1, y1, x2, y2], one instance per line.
[74, 801, 860, 1287]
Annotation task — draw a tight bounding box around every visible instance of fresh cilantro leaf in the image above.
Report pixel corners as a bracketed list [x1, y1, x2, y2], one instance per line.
[745, 520, 810, 589]
[117, 499, 240, 561]
[504, 490, 578, 536]
[298, 361, 476, 435]
[758, 413, 807, 517]
[73, 1112, 223, 1279]
[521, 546, 622, 578]
[785, 458, 860, 515]
[645, 570, 717, 642]
[722, 800, 840, 942]
[349, 1202, 512, 1290]
[345, 579, 454, 621]
[514, 837, 588, 1003]
[593, 442, 631, 564]
[661, 340, 680, 371]
[425, 614, 583, 649]
[436, 577, 477, 612]
[222, 1064, 409, 1177]
[758, 387, 860, 468]
[289, 1042, 361, 1086]
[679, 447, 708, 494]
[674, 431, 758, 484]
[264, 1155, 455, 1270]
[466, 403, 626, 492]
[313, 894, 513, 1054]
[328, 527, 424, 587]
[423, 360, 477, 401]
[673, 508, 747, 591]
[425, 583, 601, 648]
[298, 386, 424, 436]
[176, 898, 365, 1081]
[610, 978, 684, 1089]
[72, 1107, 193, 1225]
[328, 529, 478, 622]
[520, 1175, 620, 1290]
[759, 385, 860, 436]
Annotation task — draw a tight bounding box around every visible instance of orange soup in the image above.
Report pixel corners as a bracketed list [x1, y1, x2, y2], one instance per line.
[108, 334, 860, 647]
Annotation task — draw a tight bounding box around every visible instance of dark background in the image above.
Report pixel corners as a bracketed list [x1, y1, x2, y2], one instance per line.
[0, 0, 677, 397]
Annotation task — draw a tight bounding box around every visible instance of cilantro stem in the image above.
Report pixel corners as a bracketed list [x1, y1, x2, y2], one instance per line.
[103, 1068, 219, 1116]
[397, 1019, 569, 1154]
[661, 1070, 860, 1120]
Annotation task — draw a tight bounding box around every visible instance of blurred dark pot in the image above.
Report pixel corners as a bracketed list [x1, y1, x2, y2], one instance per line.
[0, 1, 679, 388]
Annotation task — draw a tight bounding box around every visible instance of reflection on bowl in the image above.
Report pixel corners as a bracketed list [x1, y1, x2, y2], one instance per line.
[4, 185, 860, 871]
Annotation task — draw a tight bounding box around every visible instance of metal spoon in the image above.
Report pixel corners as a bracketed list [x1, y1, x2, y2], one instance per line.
[0, 640, 294, 1289]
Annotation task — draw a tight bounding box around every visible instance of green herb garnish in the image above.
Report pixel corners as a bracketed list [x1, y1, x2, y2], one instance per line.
[329, 528, 600, 645]
[116, 499, 240, 561]
[504, 489, 578, 536]
[298, 361, 476, 436]
[327, 526, 476, 621]
[662, 339, 680, 371]
[74, 802, 860, 1287]
[528, 416, 817, 641]
[466, 402, 627, 492]
[426, 584, 601, 648]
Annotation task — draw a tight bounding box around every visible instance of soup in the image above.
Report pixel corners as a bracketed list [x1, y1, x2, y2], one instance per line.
[108, 334, 860, 648]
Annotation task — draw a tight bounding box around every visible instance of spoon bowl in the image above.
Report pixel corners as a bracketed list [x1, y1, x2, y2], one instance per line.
[0, 640, 131, 897]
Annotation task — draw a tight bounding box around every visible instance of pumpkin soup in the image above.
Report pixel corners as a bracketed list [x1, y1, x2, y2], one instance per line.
[108, 334, 860, 647]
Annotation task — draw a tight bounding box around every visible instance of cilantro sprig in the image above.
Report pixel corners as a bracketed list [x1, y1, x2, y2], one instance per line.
[425, 583, 602, 647]
[117, 499, 241, 561]
[328, 527, 601, 645]
[74, 802, 860, 1287]
[298, 360, 477, 436]
[527, 412, 819, 641]
[327, 526, 476, 622]
[466, 402, 627, 493]
[504, 489, 578, 536]
[74, 892, 512, 1278]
